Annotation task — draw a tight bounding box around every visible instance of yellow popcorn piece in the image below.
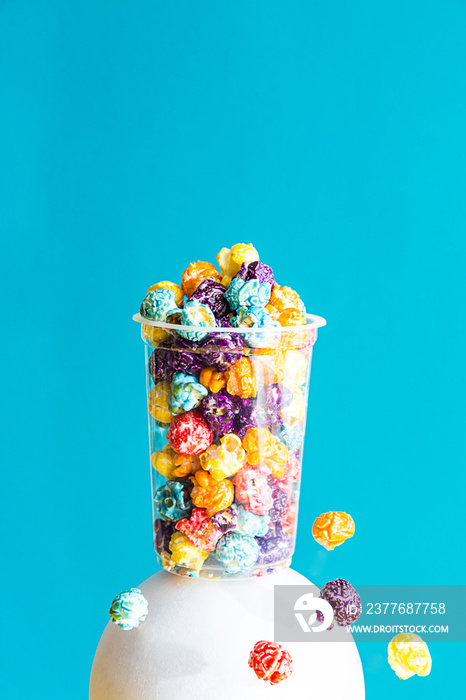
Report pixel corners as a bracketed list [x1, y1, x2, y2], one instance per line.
[151, 445, 177, 479]
[200, 433, 246, 480]
[216, 243, 259, 286]
[168, 532, 209, 571]
[148, 381, 173, 424]
[142, 324, 169, 347]
[388, 633, 432, 680]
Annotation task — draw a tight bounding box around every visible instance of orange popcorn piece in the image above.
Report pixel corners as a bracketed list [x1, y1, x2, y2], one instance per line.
[266, 285, 302, 316]
[312, 511, 355, 551]
[225, 357, 257, 398]
[200, 366, 226, 393]
[250, 348, 285, 385]
[242, 427, 289, 479]
[181, 261, 221, 297]
[189, 469, 235, 516]
[172, 452, 201, 478]
[278, 309, 308, 349]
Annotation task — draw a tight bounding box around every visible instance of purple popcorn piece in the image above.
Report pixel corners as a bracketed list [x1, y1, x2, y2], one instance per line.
[149, 341, 174, 383]
[235, 261, 275, 287]
[201, 390, 238, 435]
[200, 332, 244, 370]
[234, 387, 288, 437]
[256, 532, 293, 564]
[154, 518, 176, 555]
[211, 506, 238, 534]
[169, 336, 205, 374]
[190, 279, 230, 319]
[268, 485, 290, 523]
[319, 579, 362, 627]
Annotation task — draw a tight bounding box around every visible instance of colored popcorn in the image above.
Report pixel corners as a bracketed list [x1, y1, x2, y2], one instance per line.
[177, 300, 217, 342]
[199, 433, 246, 480]
[225, 277, 271, 311]
[231, 305, 281, 348]
[217, 243, 259, 286]
[109, 589, 149, 630]
[169, 372, 208, 415]
[136, 243, 326, 578]
[210, 506, 238, 534]
[214, 531, 260, 574]
[199, 366, 226, 393]
[266, 284, 304, 317]
[189, 469, 235, 516]
[242, 427, 289, 478]
[200, 331, 244, 370]
[234, 261, 275, 287]
[225, 356, 257, 398]
[248, 640, 293, 685]
[233, 464, 273, 516]
[388, 633, 432, 680]
[175, 507, 223, 551]
[148, 381, 173, 424]
[312, 511, 355, 551]
[140, 288, 178, 321]
[236, 505, 270, 537]
[201, 390, 237, 435]
[181, 261, 221, 297]
[148, 280, 184, 307]
[319, 579, 362, 627]
[190, 279, 230, 318]
[168, 531, 209, 571]
[166, 409, 213, 455]
[151, 445, 177, 479]
[154, 480, 192, 521]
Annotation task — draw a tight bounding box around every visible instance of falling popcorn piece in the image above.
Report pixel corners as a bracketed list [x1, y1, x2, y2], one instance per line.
[312, 511, 355, 551]
[248, 640, 293, 685]
[388, 633, 432, 679]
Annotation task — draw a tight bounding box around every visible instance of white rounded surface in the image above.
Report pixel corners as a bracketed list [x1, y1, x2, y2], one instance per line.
[90, 568, 365, 700]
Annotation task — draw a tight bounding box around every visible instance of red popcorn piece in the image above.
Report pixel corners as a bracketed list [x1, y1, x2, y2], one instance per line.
[166, 409, 213, 455]
[232, 464, 273, 515]
[248, 640, 293, 685]
[175, 507, 222, 551]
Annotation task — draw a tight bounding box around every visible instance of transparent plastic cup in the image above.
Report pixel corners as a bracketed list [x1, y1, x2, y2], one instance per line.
[133, 312, 326, 579]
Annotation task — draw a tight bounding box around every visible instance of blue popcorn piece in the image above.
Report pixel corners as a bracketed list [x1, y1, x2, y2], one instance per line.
[236, 505, 270, 537]
[109, 588, 149, 630]
[231, 305, 281, 348]
[277, 425, 303, 454]
[225, 278, 271, 312]
[154, 480, 192, 521]
[177, 300, 217, 342]
[214, 531, 260, 574]
[140, 288, 178, 321]
[169, 371, 208, 415]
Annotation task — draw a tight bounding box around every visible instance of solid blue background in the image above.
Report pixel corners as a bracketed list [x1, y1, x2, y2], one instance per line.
[1, 0, 465, 697]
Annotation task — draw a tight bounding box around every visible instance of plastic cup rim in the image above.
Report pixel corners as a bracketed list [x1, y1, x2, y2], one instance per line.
[132, 312, 326, 333]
